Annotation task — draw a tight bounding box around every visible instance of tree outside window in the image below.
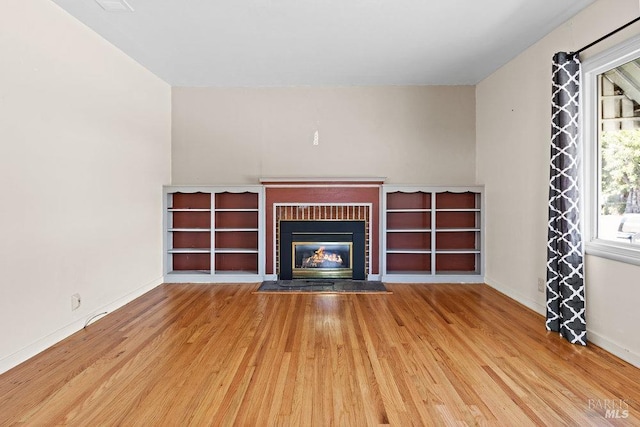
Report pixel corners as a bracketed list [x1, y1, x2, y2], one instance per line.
[598, 60, 640, 244]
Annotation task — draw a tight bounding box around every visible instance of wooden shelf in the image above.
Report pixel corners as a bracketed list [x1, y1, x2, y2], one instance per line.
[435, 231, 478, 251]
[387, 209, 431, 213]
[215, 211, 258, 229]
[387, 231, 431, 252]
[387, 211, 431, 230]
[166, 270, 210, 275]
[168, 248, 212, 254]
[386, 249, 432, 254]
[171, 211, 211, 229]
[435, 191, 479, 209]
[215, 253, 258, 273]
[435, 270, 481, 276]
[171, 252, 211, 272]
[171, 192, 211, 210]
[387, 228, 431, 233]
[213, 270, 259, 275]
[214, 248, 259, 254]
[387, 191, 431, 210]
[215, 192, 259, 210]
[383, 186, 483, 282]
[386, 252, 431, 273]
[164, 186, 264, 282]
[435, 253, 478, 272]
[386, 270, 432, 275]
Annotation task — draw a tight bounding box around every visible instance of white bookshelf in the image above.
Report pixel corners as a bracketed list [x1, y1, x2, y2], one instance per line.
[382, 185, 484, 283]
[163, 186, 265, 283]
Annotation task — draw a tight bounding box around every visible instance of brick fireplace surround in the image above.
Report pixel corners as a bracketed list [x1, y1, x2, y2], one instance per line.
[261, 178, 384, 280]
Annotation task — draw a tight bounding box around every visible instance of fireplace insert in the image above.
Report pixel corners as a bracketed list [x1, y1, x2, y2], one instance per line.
[280, 220, 365, 280]
[292, 242, 353, 278]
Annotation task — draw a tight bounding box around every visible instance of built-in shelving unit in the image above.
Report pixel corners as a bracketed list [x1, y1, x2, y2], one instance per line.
[382, 186, 483, 283]
[214, 191, 260, 276]
[164, 186, 264, 283]
[166, 191, 212, 275]
[164, 183, 480, 283]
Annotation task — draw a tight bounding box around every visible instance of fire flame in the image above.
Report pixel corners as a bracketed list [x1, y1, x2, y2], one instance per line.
[302, 246, 343, 267]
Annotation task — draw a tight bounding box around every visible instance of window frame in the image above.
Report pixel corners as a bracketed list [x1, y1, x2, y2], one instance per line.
[582, 33, 640, 266]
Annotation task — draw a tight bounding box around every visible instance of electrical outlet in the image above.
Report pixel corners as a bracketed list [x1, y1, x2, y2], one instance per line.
[71, 293, 81, 311]
[537, 278, 545, 293]
[313, 130, 319, 146]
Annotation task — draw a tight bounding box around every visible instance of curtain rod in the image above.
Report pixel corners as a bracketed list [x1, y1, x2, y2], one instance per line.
[573, 16, 640, 55]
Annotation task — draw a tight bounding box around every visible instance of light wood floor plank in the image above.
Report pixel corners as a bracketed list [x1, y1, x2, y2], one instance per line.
[1, 283, 639, 425]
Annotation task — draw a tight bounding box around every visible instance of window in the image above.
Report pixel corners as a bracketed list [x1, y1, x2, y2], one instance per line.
[583, 34, 640, 265]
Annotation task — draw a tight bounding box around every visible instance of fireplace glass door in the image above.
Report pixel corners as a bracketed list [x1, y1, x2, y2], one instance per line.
[292, 242, 353, 279]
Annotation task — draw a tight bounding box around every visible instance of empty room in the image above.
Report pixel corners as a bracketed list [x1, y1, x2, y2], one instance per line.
[2, 0, 640, 424]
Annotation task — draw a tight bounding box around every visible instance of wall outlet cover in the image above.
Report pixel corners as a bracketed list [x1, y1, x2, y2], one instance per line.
[71, 293, 81, 311]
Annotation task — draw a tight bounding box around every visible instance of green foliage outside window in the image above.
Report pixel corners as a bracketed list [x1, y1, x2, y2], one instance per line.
[601, 129, 640, 215]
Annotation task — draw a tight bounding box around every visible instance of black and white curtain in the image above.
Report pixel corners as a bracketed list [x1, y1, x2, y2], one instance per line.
[546, 52, 586, 345]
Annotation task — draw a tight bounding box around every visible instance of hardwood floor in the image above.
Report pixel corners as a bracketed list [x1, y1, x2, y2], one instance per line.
[1, 284, 639, 426]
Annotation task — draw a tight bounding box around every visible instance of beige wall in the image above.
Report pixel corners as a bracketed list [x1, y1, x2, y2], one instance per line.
[477, 0, 640, 366]
[171, 86, 476, 185]
[0, 0, 171, 373]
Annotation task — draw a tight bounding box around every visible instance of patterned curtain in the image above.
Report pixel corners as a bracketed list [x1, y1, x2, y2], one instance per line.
[546, 52, 586, 345]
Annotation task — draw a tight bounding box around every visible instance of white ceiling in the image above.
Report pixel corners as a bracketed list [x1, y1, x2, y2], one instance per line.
[51, 0, 595, 87]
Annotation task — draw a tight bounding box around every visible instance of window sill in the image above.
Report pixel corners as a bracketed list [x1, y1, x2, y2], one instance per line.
[585, 240, 640, 267]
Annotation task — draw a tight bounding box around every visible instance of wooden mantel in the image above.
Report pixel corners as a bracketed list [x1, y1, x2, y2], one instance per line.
[260, 177, 386, 185]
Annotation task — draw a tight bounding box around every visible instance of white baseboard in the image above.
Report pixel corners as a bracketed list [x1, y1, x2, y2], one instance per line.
[0, 276, 164, 375]
[484, 276, 640, 368]
[587, 330, 640, 368]
[483, 276, 545, 315]
[368, 274, 381, 281]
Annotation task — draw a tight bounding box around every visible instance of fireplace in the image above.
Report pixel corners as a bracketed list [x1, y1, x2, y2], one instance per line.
[293, 242, 352, 278]
[280, 220, 366, 280]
